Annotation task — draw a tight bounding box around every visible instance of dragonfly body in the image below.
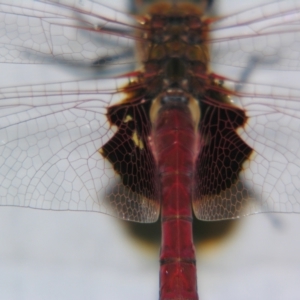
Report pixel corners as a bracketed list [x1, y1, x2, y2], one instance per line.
[101, 3, 251, 298]
[101, 4, 206, 297]
[154, 105, 199, 299]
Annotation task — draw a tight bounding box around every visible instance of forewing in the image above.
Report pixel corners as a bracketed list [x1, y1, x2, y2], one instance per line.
[210, 1, 300, 71]
[0, 0, 136, 66]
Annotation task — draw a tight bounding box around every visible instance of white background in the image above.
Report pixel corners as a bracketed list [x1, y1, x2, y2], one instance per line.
[1, 1, 300, 300]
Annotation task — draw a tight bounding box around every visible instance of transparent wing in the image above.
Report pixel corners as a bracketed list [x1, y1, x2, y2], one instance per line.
[1, 0, 300, 71]
[193, 80, 300, 220]
[0, 0, 137, 66]
[0, 78, 159, 222]
[1, 0, 300, 222]
[210, 1, 300, 70]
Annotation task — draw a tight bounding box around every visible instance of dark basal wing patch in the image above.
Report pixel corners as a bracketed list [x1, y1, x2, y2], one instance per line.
[100, 97, 159, 223]
[193, 88, 253, 221]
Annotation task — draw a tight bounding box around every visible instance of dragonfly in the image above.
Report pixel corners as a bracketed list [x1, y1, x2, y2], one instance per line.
[1, 0, 300, 299]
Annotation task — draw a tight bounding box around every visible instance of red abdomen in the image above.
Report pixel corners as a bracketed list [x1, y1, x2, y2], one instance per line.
[151, 104, 201, 300]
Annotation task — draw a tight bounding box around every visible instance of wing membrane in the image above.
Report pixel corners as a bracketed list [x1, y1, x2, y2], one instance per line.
[0, 77, 159, 222]
[1, 0, 300, 71]
[1, 0, 300, 222]
[193, 81, 300, 220]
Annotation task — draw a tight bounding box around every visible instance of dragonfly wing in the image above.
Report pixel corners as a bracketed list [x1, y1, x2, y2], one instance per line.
[210, 1, 300, 71]
[193, 82, 300, 220]
[100, 98, 160, 223]
[0, 78, 159, 223]
[0, 0, 135, 66]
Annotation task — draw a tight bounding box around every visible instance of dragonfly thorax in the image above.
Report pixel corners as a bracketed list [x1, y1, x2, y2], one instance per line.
[149, 89, 201, 132]
[139, 2, 210, 100]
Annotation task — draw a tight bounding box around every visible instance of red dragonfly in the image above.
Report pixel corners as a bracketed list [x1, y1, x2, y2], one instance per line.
[1, 0, 300, 299]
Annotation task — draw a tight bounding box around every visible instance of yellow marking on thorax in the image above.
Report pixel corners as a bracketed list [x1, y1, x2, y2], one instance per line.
[124, 115, 133, 123]
[132, 130, 144, 150]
